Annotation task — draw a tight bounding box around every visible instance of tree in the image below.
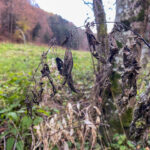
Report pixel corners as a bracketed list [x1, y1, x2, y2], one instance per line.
[48, 15, 85, 49]
[84, 0, 150, 144]
[93, 0, 108, 56]
[0, 0, 15, 36]
[32, 23, 41, 40]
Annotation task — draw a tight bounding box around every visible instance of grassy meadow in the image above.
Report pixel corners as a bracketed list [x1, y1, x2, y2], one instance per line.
[0, 42, 94, 108]
[0, 42, 93, 81]
[0, 42, 95, 149]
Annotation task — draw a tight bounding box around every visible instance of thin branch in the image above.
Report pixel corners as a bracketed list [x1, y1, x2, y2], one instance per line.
[10, 120, 24, 144]
[13, 134, 19, 150]
[4, 136, 6, 150]
[33, 141, 42, 150]
[119, 23, 150, 49]
[82, 0, 93, 5]
[82, 0, 93, 10]
[30, 126, 36, 150]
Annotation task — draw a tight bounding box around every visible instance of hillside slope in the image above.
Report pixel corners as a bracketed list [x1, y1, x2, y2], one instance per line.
[0, 0, 88, 50]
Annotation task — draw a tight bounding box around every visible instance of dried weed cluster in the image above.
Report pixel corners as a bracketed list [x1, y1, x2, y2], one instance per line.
[24, 38, 103, 149]
[33, 102, 102, 150]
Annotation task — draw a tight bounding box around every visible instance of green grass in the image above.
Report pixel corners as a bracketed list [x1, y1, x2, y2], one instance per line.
[0, 42, 93, 81]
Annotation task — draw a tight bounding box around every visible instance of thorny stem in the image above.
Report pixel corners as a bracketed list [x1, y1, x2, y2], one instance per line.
[27, 41, 56, 91]
[47, 75, 57, 95]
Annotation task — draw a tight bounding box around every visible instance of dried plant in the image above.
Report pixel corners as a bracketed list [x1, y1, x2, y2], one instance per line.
[22, 20, 150, 149]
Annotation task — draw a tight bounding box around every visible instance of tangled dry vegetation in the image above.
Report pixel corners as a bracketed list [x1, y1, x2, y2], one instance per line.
[1, 20, 150, 149]
[23, 21, 150, 149]
[23, 37, 104, 150]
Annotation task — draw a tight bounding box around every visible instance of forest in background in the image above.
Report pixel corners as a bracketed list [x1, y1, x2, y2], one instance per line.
[0, 0, 89, 50]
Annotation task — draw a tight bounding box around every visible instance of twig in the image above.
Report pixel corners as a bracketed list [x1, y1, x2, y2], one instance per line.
[30, 126, 36, 150]
[120, 23, 150, 49]
[4, 136, 6, 150]
[47, 75, 57, 95]
[82, 0, 93, 5]
[33, 141, 42, 150]
[10, 119, 24, 144]
[90, 52, 96, 74]
[13, 134, 19, 150]
[82, 0, 93, 10]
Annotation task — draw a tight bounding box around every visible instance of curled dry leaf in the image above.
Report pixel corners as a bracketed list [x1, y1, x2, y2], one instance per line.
[70, 128, 74, 136]
[62, 117, 67, 128]
[62, 130, 75, 144]
[84, 120, 96, 129]
[77, 102, 80, 110]
[94, 106, 101, 116]
[96, 116, 101, 125]
[77, 129, 84, 142]
[67, 103, 74, 125]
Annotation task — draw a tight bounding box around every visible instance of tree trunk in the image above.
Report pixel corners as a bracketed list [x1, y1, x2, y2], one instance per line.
[92, 0, 150, 140]
[92, 0, 123, 140]
[93, 0, 108, 57]
[115, 0, 150, 66]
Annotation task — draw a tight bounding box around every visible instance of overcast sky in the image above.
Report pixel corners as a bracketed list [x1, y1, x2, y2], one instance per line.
[36, 0, 116, 32]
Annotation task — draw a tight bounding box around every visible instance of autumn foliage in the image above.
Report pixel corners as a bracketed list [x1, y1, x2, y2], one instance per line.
[0, 0, 88, 50]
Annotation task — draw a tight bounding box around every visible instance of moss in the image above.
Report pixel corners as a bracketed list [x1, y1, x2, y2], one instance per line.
[137, 9, 145, 21]
[110, 72, 122, 96]
[129, 16, 137, 22]
[108, 108, 133, 134]
[135, 118, 146, 128]
[95, 1, 107, 36]
[109, 116, 123, 133]
[121, 20, 130, 30]
[129, 9, 145, 22]
[121, 108, 133, 127]
[116, 40, 123, 48]
[99, 23, 107, 36]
